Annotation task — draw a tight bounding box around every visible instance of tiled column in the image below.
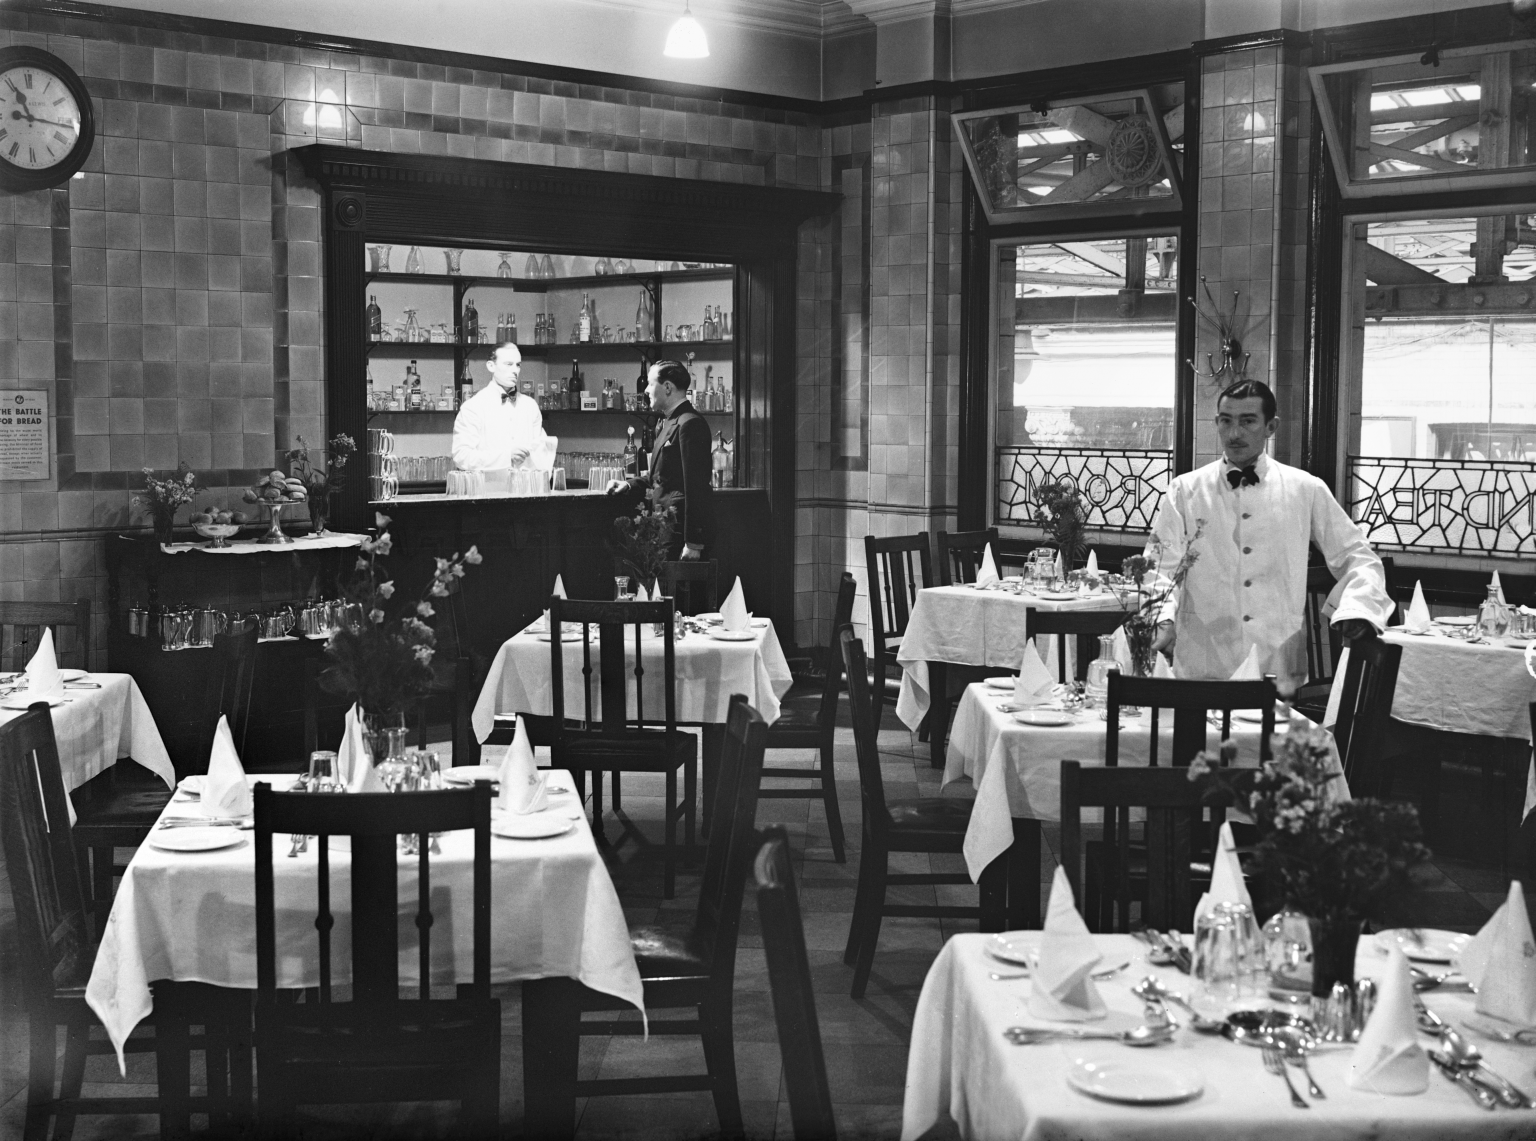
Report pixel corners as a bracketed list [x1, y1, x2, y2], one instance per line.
[1195, 41, 1310, 466]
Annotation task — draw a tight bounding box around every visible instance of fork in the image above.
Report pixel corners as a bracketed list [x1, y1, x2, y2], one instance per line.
[1263, 1046, 1308, 1108]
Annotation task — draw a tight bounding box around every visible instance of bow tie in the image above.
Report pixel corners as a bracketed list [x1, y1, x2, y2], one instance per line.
[500, 389, 517, 404]
[1226, 465, 1259, 489]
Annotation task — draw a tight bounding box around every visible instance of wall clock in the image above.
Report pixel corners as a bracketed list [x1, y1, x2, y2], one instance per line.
[0, 46, 94, 191]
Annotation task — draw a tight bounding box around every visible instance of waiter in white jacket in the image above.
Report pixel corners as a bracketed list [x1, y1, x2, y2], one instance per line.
[451, 343, 552, 472]
[1148, 378, 1395, 694]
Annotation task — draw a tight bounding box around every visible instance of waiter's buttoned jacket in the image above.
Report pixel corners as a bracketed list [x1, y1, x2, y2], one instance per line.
[625, 400, 715, 551]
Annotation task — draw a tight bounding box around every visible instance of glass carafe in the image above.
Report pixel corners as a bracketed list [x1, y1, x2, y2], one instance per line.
[1084, 633, 1119, 709]
[404, 246, 422, 274]
[1478, 583, 1511, 638]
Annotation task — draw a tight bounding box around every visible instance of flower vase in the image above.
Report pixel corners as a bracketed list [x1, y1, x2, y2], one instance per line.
[1308, 915, 1363, 998]
[152, 510, 176, 548]
[363, 711, 408, 770]
[259, 501, 296, 546]
[310, 490, 331, 536]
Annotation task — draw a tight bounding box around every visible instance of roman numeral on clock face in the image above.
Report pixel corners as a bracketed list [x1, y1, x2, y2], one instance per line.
[8, 142, 18, 158]
[53, 131, 67, 145]
[22, 71, 32, 89]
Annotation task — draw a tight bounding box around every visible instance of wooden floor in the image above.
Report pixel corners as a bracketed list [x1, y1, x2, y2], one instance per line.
[0, 706, 1512, 1138]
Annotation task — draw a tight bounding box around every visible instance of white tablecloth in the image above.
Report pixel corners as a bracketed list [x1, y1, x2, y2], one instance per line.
[943, 684, 1284, 881]
[1, 673, 174, 796]
[471, 623, 795, 741]
[904, 931, 1527, 1141]
[895, 586, 1129, 729]
[157, 531, 367, 555]
[85, 772, 644, 1071]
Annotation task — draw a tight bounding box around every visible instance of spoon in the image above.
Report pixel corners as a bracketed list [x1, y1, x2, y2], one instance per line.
[1273, 1026, 1325, 1099]
[1130, 976, 1225, 1034]
[1003, 1024, 1175, 1047]
[1441, 1027, 1532, 1108]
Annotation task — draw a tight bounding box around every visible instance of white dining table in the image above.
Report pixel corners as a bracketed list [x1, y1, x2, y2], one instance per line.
[85, 771, 644, 1072]
[471, 619, 795, 739]
[2, 672, 175, 810]
[895, 585, 1130, 731]
[942, 683, 1288, 882]
[904, 931, 1529, 1141]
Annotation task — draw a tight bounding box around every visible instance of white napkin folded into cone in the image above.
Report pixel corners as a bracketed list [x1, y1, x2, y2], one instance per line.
[721, 577, 750, 634]
[1229, 644, 1262, 681]
[552, 573, 567, 600]
[1013, 641, 1057, 707]
[1493, 570, 1506, 606]
[1458, 880, 1536, 1027]
[338, 704, 383, 793]
[1347, 946, 1429, 1094]
[975, 543, 1000, 589]
[204, 714, 253, 818]
[1404, 580, 1433, 633]
[1110, 626, 1134, 675]
[1028, 867, 1107, 1022]
[1194, 821, 1251, 922]
[635, 581, 651, 603]
[498, 714, 549, 815]
[1085, 549, 1098, 576]
[22, 628, 65, 703]
[1052, 551, 1065, 583]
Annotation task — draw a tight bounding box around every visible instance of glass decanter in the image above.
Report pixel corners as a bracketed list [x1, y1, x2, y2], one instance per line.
[404, 246, 423, 274]
[443, 248, 463, 275]
[1478, 584, 1511, 638]
[1084, 633, 1119, 709]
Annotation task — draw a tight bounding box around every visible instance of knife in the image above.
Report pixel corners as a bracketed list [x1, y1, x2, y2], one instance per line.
[1431, 1050, 1498, 1110]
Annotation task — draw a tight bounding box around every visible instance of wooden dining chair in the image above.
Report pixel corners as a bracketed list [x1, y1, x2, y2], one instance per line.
[252, 781, 500, 1135]
[661, 558, 720, 616]
[864, 532, 932, 727]
[1025, 608, 1129, 685]
[549, 597, 696, 898]
[1060, 760, 1209, 933]
[934, 528, 1000, 586]
[759, 571, 856, 862]
[1331, 630, 1403, 799]
[1295, 556, 1399, 723]
[1105, 673, 1278, 768]
[560, 694, 768, 1137]
[1, 703, 242, 1139]
[72, 622, 260, 932]
[754, 826, 836, 1141]
[840, 629, 1001, 998]
[0, 599, 92, 671]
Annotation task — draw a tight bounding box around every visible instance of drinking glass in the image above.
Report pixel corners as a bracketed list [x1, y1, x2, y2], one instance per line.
[615, 575, 633, 600]
[552, 467, 567, 492]
[308, 750, 339, 792]
[1194, 901, 1261, 1006]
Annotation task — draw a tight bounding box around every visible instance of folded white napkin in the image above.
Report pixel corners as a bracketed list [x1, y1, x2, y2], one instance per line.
[498, 714, 548, 814]
[204, 714, 253, 818]
[1404, 581, 1432, 633]
[1347, 947, 1429, 1094]
[1013, 640, 1057, 707]
[1085, 549, 1098, 575]
[1052, 551, 1065, 583]
[1195, 821, 1251, 921]
[1493, 570, 1506, 606]
[1110, 626, 1134, 675]
[1458, 880, 1536, 1026]
[975, 543, 1000, 588]
[23, 628, 64, 702]
[340, 704, 383, 793]
[1230, 644, 1261, 680]
[721, 577, 750, 633]
[636, 581, 650, 603]
[1153, 654, 1174, 679]
[552, 573, 567, 600]
[1028, 867, 1106, 1022]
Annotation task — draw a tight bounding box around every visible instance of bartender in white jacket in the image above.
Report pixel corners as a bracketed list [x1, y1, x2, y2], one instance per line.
[1148, 379, 1395, 694]
[451, 343, 552, 472]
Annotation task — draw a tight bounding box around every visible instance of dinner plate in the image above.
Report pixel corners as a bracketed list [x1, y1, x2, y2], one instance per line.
[984, 677, 1015, 690]
[1034, 591, 1081, 601]
[1434, 616, 1475, 627]
[1013, 710, 1072, 727]
[1, 695, 66, 709]
[708, 629, 757, 641]
[1375, 928, 1470, 963]
[442, 765, 502, 785]
[59, 669, 88, 681]
[179, 775, 206, 795]
[1067, 1057, 1204, 1105]
[491, 813, 576, 840]
[697, 613, 724, 624]
[537, 631, 585, 642]
[985, 935, 1131, 978]
[149, 827, 246, 853]
[750, 618, 770, 629]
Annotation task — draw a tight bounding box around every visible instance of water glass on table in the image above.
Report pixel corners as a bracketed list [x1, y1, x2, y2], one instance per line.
[1194, 901, 1263, 1008]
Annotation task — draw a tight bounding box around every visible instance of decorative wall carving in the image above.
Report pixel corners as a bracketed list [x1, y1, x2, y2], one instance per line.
[1348, 456, 1536, 558]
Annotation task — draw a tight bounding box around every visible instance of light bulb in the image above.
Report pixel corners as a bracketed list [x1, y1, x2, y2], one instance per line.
[664, 3, 709, 58]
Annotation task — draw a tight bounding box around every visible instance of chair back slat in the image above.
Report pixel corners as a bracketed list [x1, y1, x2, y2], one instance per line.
[1106, 674, 1277, 767]
[0, 599, 92, 672]
[935, 528, 999, 587]
[815, 574, 858, 729]
[1334, 632, 1403, 797]
[550, 599, 679, 741]
[1025, 608, 1129, 686]
[417, 842, 431, 1000]
[839, 630, 889, 835]
[660, 559, 720, 616]
[754, 827, 836, 1141]
[863, 533, 931, 649]
[210, 622, 259, 763]
[694, 695, 768, 980]
[0, 705, 92, 1004]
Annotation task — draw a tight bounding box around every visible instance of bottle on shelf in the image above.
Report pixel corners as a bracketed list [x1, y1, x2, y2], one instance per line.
[722, 374, 732, 413]
[721, 309, 732, 339]
[463, 296, 479, 344]
[459, 360, 474, 408]
[568, 361, 585, 411]
[498, 252, 514, 279]
[722, 435, 735, 486]
[579, 293, 592, 344]
[366, 363, 376, 409]
[367, 294, 382, 339]
[712, 433, 729, 489]
[536, 381, 547, 410]
[405, 246, 423, 274]
[635, 288, 651, 342]
[406, 360, 423, 410]
[624, 426, 638, 475]
[508, 313, 518, 344]
[702, 305, 715, 342]
[403, 308, 420, 343]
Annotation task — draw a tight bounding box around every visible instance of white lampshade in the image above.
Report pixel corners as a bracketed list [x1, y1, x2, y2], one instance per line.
[664, 4, 709, 58]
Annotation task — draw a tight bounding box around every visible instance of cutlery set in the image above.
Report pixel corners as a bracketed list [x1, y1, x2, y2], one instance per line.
[1415, 998, 1531, 1109]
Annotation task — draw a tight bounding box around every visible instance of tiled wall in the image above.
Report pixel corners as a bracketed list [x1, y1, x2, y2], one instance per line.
[0, 7, 822, 665]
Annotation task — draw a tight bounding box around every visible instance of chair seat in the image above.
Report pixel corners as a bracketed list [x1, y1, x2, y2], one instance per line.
[766, 695, 822, 734]
[629, 924, 710, 980]
[74, 786, 174, 829]
[559, 731, 696, 772]
[887, 797, 973, 837]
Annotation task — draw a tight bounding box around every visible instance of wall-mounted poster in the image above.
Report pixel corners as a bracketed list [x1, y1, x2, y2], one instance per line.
[0, 391, 49, 481]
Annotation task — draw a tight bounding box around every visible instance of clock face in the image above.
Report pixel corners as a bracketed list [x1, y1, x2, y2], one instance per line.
[0, 64, 82, 171]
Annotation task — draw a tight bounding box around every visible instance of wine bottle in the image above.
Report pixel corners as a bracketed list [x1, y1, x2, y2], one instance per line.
[635, 288, 650, 342]
[712, 432, 728, 489]
[366, 294, 382, 339]
[463, 296, 478, 344]
[405, 246, 422, 274]
[509, 313, 518, 344]
[702, 305, 714, 342]
[624, 426, 638, 476]
[568, 361, 584, 411]
[579, 293, 592, 343]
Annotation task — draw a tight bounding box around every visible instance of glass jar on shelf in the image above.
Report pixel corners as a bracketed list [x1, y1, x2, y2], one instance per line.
[404, 246, 423, 274]
[1478, 584, 1511, 638]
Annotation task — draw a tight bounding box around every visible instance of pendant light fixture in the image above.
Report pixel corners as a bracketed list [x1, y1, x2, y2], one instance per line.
[664, 2, 709, 58]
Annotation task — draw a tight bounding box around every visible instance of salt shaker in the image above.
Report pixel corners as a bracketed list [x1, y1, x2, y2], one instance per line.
[1319, 981, 1355, 1042]
[1353, 977, 1378, 1039]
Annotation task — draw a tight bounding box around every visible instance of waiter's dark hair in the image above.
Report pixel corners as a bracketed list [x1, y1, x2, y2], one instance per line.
[491, 341, 520, 361]
[1217, 378, 1277, 423]
[651, 360, 692, 390]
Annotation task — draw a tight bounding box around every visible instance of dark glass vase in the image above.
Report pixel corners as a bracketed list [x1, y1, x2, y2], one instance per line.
[153, 509, 176, 547]
[310, 490, 331, 536]
[1308, 915, 1364, 998]
[363, 708, 408, 762]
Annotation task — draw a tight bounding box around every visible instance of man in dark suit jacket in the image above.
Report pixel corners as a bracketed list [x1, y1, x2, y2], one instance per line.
[606, 360, 715, 560]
